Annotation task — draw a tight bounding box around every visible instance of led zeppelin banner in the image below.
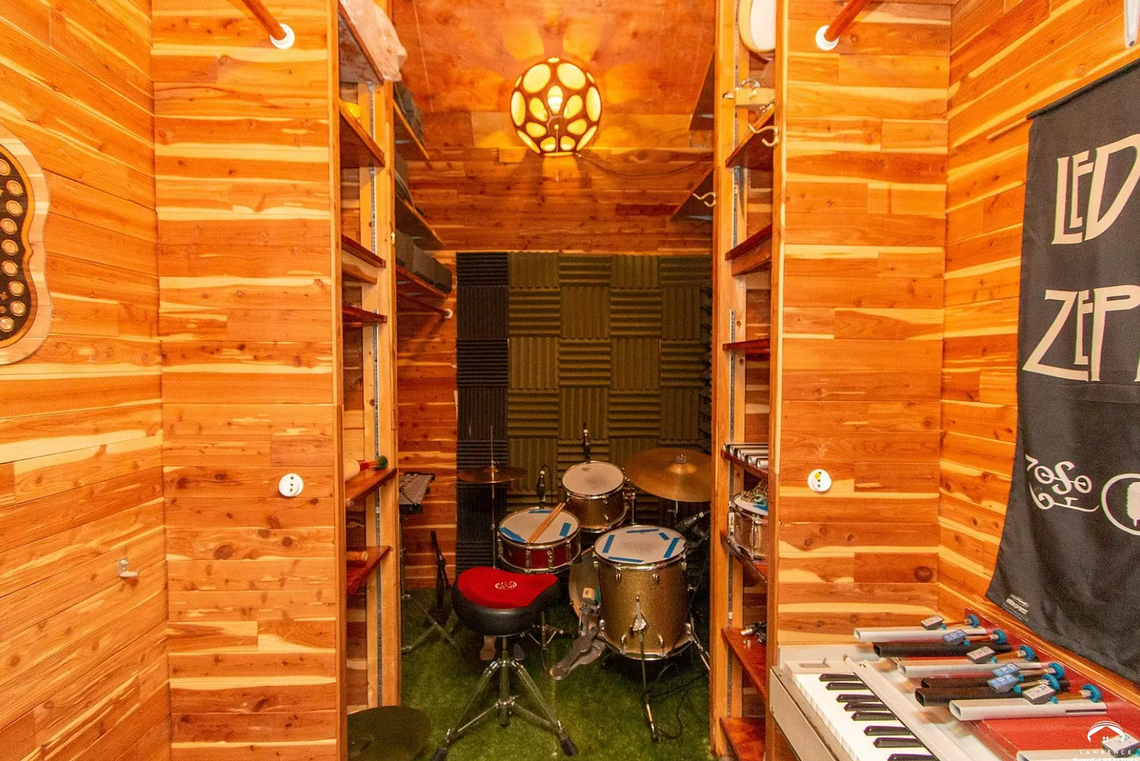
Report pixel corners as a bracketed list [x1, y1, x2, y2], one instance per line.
[988, 60, 1140, 682]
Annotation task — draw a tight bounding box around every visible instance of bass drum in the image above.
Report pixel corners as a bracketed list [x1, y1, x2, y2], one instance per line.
[594, 525, 690, 659]
[562, 460, 627, 533]
[568, 548, 600, 615]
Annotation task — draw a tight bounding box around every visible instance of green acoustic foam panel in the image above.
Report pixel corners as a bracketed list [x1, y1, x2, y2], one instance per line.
[659, 256, 711, 284]
[610, 289, 662, 337]
[509, 251, 559, 288]
[507, 390, 560, 438]
[558, 387, 609, 440]
[559, 285, 610, 339]
[509, 290, 561, 336]
[558, 254, 612, 284]
[610, 337, 661, 391]
[558, 341, 612, 386]
[611, 255, 659, 289]
[659, 388, 701, 442]
[662, 286, 703, 340]
[508, 336, 559, 390]
[608, 391, 662, 438]
[661, 340, 709, 388]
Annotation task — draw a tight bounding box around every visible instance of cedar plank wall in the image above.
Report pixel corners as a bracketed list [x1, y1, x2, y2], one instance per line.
[153, 0, 344, 758]
[397, 252, 458, 588]
[774, 0, 949, 643]
[940, 0, 1140, 697]
[0, 0, 169, 759]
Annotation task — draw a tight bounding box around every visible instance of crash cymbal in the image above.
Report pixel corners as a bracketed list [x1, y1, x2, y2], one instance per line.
[624, 447, 712, 503]
[347, 705, 430, 761]
[456, 463, 527, 485]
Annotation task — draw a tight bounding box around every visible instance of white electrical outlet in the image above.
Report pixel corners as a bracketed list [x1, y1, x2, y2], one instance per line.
[278, 473, 304, 498]
[808, 468, 832, 493]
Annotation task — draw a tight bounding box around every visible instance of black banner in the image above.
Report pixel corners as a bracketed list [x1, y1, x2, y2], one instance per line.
[988, 60, 1140, 682]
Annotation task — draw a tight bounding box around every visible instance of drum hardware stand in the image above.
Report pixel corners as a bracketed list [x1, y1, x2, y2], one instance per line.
[581, 424, 591, 461]
[551, 600, 604, 679]
[400, 530, 460, 653]
[629, 598, 663, 742]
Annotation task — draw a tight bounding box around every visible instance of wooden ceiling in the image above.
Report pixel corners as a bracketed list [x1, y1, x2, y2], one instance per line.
[391, 0, 716, 253]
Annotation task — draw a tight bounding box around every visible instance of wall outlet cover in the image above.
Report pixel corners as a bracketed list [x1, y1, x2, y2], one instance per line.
[278, 473, 304, 498]
[808, 468, 832, 493]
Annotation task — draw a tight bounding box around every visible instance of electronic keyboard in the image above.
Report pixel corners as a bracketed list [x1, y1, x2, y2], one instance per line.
[770, 646, 1119, 761]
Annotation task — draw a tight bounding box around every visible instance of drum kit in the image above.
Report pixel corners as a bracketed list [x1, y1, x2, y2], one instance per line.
[456, 429, 715, 741]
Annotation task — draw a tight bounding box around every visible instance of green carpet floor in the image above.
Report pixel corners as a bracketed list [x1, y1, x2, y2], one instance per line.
[401, 589, 715, 761]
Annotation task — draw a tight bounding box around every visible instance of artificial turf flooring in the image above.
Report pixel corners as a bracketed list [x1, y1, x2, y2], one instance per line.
[401, 588, 716, 761]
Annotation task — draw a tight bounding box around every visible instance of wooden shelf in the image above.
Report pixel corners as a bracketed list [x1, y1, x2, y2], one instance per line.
[345, 545, 390, 596]
[721, 448, 769, 479]
[722, 337, 770, 357]
[725, 225, 773, 277]
[721, 530, 769, 583]
[393, 103, 429, 162]
[344, 466, 397, 506]
[723, 628, 768, 699]
[395, 195, 443, 250]
[721, 717, 766, 761]
[342, 304, 387, 327]
[670, 167, 714, 223]
[726, 109, 776, 170]
[337, 4, 383, 84]
[342, 234, 386, 269]
[339, 102, 386, 169]
[395, 264, 449, 300]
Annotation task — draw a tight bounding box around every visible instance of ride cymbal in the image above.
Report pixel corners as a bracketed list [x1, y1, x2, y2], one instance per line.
[624, 447, 712, 502]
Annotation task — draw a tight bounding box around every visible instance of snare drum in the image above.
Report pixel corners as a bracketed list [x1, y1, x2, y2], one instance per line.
[562, 461, 628, 532]
[594, 525, 689, 659]
[497, 507, 581, 573]
[728, 494, 768, 560]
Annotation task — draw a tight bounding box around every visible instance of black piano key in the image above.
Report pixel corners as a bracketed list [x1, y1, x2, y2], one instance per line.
[836, 693, 877, 702]
[887, 755, 936, 761]
[865, 726, 914, 737]
[825, 682, 868, 691]
[819, 673, 858, 682]
[852, 711, 897, 721]
[843, 702, 887, 711]
[874, 738, 926, 749]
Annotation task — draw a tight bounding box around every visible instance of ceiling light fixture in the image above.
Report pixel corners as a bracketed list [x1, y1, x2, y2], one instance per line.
[510, 58, 601, 156]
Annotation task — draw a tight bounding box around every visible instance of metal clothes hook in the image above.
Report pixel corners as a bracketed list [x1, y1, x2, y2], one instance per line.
[749, 124, 781, 148]
[118, 558, 139, 579]
[693, 191, 717, 208]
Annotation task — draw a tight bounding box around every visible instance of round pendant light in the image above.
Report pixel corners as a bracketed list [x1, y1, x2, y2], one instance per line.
[510, 58, 601, 156]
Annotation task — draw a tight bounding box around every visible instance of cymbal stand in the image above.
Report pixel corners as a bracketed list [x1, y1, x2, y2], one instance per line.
[489, 425, 498, 569]
[400, 528, 459, 653]
[632, 599, 659, 742]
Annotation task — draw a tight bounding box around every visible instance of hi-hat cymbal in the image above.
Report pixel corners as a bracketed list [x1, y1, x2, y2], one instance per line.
[457, 463, 527, 485]
[625, 447, 712, 503]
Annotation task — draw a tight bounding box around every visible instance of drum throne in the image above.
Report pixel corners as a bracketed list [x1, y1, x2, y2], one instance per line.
[431, 567, 579, 761]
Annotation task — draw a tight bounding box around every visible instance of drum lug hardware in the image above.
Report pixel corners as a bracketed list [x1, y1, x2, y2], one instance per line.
[547, 552, 553, 571]
[614, 569, 621, 583]
[657, 634, 665, 650]
[525, 548, 531, 566]
[632, 596, 647, 634]
[651, 571, 660, 585]
[680, 560, 687, 573]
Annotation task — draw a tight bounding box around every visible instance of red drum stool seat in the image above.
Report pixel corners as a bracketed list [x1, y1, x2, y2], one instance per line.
[431, 568, 577, 761]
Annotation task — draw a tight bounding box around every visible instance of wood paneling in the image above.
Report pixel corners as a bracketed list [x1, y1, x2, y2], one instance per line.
[397, 252, 457, 588]
[772, 0, 950, 649]
[940, 0, 1140, 701]
[392, 0, 716, 253]
[0, 0, 168, 758]
[153, 0, 343, 757]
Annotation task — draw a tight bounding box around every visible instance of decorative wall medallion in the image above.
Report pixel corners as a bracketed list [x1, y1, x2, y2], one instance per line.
[0, 125, 51, 364]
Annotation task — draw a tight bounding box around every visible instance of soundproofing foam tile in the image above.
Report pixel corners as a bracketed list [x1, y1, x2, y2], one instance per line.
[608, 391, 662, 438]
[559, 285, 609, 339]
[507, 437, 559, 497]
[558, 386, 608, 440]
[661, 286, 702, 340]
[557, 439, 609, 475]
[508, 336, 559, 390]
[456, 252, 509, 285]
[509, 251, 559, 289]
[558, 254, 612, 284]
[659, 255, 711, 285]
[610, 337, 661, 391]
[558, 340, 612, 386]
[456, 339, 508, 387]
[508, 290, 560, 336]
[457, 285, 508, 340]
[455, 439, 512, 470]
[456, 387, 507, 441]
[659, 387, 701, 441]
[660, 339, 709, 388]
[608, 436, 658, 470]
[611, 254, 659, 289]
[610, 289, 663, 337]
[506, 389, 560, 438]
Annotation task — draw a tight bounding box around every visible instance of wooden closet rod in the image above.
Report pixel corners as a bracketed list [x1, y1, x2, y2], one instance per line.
[815, 0, 874, 50]
[238, 0, 295, 48]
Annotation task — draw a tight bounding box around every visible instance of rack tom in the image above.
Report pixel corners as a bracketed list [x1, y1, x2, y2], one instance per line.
[561, 460, 627, 532]
[497, 507, 581, 573]
[728, 494, 768, 560]
[594, 525, 689, 659]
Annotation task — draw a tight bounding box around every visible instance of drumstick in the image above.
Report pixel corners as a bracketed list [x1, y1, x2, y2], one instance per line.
[529, 501, 566, 543]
